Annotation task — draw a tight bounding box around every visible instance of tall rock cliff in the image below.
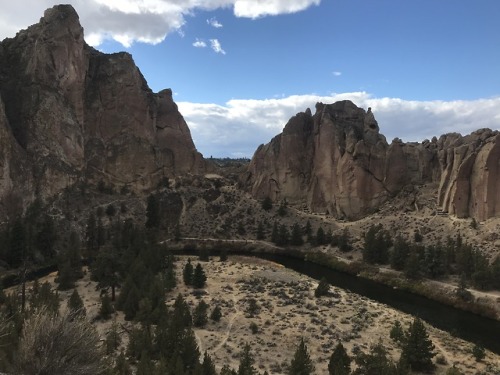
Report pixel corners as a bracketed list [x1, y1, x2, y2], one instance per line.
[0, 5, 204, 219]
[244, 101, 499, 221]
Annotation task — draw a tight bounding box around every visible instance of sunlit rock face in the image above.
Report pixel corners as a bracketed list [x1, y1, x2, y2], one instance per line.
[0, 5, 205, 219]
[244, 101, 499, 221]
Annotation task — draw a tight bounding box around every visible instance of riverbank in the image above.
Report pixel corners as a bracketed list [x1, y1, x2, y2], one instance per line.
[167, 238, 500, 322]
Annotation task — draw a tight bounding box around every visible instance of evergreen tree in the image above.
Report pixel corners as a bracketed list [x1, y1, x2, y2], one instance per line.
[220, 249, 228, 262]
[275, 224, 289, 246]
[328, 342, 351, 375]
[404, 251, 421, 280]
[401, 318, 435, 372]
[315, 277, 330, 297]
[36, 215, 57, 260]
[354, 342, 399, 375]
[290, 223, 304, 246]
[164, 253, 177, 292]
[183, 259, 194, 286]
[210, 305, 222, 322]
[105, 321, 121, 354]
[56, 261, 75, 290]
[201, 351, 218, 375]
[315, 227, 325, 246]
[288, 337, 314, 375]
[390, 321, 405, 346]
[100, 293, 114, 320]
[193, 300, 209, 327]
[67, 289, 86, 316]
[337, 229, 352, 252]
[472, 344, 485, 362]
[390, 236, 410, 271]
[92, 246, 121, 301]
[238, 343, 257, 375]
[304, 220, 312, 237]
[261, 197, 273, 211]
[193, 263, 207, 289]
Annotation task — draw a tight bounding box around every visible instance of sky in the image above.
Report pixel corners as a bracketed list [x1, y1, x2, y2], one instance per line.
[1, 0, 500, 157]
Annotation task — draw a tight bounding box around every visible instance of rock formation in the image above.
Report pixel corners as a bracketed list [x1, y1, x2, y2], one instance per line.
[244, 101, 499, 221]
[0, 5, 204, 219]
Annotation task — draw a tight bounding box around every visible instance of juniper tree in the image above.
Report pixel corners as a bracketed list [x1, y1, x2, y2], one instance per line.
[288, 337, 314, 375]
[401, 318, 435, 372]
[193, 263, 207, 289]
[328, 342, 351, 375]
[183, 259, 194, 286]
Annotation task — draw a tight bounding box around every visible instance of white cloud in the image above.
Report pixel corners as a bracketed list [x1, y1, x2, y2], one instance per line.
[234, 0, 321, 18]
[210, 39, 226, 54]
[332, 71, 342, 76]
[0, 0, 322, 47]
[207, 17, 223, 28]
[192, 38, 207, 48]
[178, 93, 500, 157]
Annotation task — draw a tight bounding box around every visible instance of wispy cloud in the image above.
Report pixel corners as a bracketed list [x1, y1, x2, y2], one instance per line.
[210, 39, 226, 54]
[207, 17, 223, 28]
[332, 71, 342, 76]
[178, 93, 500, 157]
[0, 0, 322, 47]
[192, 38, 207, 48]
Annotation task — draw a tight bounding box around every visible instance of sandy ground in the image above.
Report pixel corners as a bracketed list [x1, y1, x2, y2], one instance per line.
[12, 256, 500, 374]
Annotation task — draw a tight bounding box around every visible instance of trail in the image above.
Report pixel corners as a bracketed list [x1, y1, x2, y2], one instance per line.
[211, 295, 242, 354]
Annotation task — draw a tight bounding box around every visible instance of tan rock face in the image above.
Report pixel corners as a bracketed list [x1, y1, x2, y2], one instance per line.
[245, 102, 500, 221]
[0, 5, 204, 217]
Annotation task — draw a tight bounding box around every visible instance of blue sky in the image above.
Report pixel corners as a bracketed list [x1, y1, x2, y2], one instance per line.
[2, 0, 500, 157]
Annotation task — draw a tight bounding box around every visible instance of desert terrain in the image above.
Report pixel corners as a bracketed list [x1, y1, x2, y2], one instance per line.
[17, 255, 500, 374]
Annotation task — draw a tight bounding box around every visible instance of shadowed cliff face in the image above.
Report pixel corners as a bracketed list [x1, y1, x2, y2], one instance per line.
[0, 5, 205, 219]
[244, 101, 500, 221]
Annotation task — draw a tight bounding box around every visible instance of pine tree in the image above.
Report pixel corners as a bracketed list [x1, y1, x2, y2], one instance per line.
[390, 321, 405, 346]
[315, 277, 330, 297]
[193, 263, 207, 289]
[328, 342, 351, 375]
[290, 223, 304, 246]
[315, 227, 325, 246]
[201, 351, 218, 375]
[193, 300, 209, 327]
[288, 338, 314, 375]
[261, 197, 273, 211]
[100, 293, 114, 320]
[105, 321, 121, 354]
[210, 305, 222, 322]
[401, 318, 435, 372]
[472, 344, 485, 362]
[238, 343, 257, 375]
[67, 289, 86, 316]
[354, 342, 399, 375]
[164, 254, 176, 292]
[183, 259, 194, 286]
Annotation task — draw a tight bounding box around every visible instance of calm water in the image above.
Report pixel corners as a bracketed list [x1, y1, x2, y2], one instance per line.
[256, 253, 500, 354]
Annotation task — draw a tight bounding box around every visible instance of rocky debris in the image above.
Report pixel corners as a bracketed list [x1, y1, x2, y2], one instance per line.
[0, 5, 205, 220]
[244, 101, 500, 221]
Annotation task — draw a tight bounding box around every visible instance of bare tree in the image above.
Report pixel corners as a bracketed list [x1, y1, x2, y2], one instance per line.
[15, 308, 106, 375]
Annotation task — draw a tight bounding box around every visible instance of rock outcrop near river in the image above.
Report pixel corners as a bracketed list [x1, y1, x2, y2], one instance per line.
[0, 5, 205, 219]
[244, 101, 500, 221]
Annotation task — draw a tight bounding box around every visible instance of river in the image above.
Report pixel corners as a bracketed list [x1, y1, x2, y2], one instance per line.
[255, 252, 500, 354]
